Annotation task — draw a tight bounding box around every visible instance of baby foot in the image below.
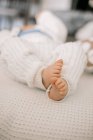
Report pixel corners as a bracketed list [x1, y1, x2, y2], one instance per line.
[42, 60, 63, 89]
[48, 78, 68, 101]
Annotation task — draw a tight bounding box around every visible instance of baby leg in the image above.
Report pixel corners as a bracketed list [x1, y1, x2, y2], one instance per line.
[47, 42, 87, 101]
[42, 59, 68, 101]
[36, 11, 68, 43]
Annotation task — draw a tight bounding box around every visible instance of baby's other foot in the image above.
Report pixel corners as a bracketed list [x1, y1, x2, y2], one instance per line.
[48, 78, 68, 101]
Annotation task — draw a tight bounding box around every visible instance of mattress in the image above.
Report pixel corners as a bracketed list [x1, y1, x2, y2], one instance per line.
[0, 59, 93, 140]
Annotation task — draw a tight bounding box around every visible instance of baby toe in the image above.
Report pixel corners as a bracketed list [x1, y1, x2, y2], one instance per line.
[53, 73, 60, 78]
[55, 60, 63, 66]
[57, 83, 65, 89]
[54, 69, 60, 74]
[55, 78, 62, 86]
[60, 85, 67, 92]
[55, 66, 62, 71]
[51, 77, 58, 83]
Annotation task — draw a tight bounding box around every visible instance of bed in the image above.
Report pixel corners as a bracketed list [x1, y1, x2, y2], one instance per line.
[0, 58, 93, 140]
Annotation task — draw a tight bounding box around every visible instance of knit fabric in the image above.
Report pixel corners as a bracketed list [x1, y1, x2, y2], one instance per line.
[47, 42, 87, 91]
[0, 59, 93, 140]
[75, 21, 93, 40]
[17, 27, 53, 45]
[36, 11, 68, 43]
[0, 31, 87, 96]
[11, 11, 67, 44]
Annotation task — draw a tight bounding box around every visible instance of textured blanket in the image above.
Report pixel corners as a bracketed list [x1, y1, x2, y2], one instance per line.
[0, 60, 93, 140]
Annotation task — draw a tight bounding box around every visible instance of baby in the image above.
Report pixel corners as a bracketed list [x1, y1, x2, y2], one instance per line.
[0, 32, 87, 101]
[0, 11, 88, 101]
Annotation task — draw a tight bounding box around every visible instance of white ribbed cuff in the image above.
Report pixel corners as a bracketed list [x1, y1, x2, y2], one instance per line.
[81, 42, 91, 53]
[34, 66, 46, 91]
[61, 77, 72, 97]
[80, 40, 93, 64]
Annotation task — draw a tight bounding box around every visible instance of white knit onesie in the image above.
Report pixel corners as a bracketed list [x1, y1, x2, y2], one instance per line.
[0, 30, 87, 96]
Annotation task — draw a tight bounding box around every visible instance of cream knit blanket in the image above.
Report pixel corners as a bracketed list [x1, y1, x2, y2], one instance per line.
[0, 59, 93, 140]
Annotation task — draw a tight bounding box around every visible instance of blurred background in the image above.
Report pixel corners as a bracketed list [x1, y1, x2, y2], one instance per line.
[0, 0, 93, 37]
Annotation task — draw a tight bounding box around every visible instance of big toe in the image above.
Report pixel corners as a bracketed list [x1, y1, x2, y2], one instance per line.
[56, 59, 63, 65]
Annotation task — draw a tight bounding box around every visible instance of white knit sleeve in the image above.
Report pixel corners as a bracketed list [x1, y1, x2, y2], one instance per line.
[51, 42, 87, 95]
[0, 33, 45, 90]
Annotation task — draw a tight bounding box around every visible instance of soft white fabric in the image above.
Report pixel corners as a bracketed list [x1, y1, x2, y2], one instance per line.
[11, 11, 67, 44]
[87, 49, 93, 64]
[0, 59, 93, 140]
[36, 11, 68, 43]
[11, 11, 93, 74]
[12, 26, 53, 44]
[79, 41, 93, 63]
[75, 21, 93, 41]
[82, 41, 93, 72]
[0, 31, 87, 95]
[76, 22, 93, 72]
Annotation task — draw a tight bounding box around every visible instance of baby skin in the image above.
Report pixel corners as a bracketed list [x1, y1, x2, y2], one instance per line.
[42, 60, 68, 101]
